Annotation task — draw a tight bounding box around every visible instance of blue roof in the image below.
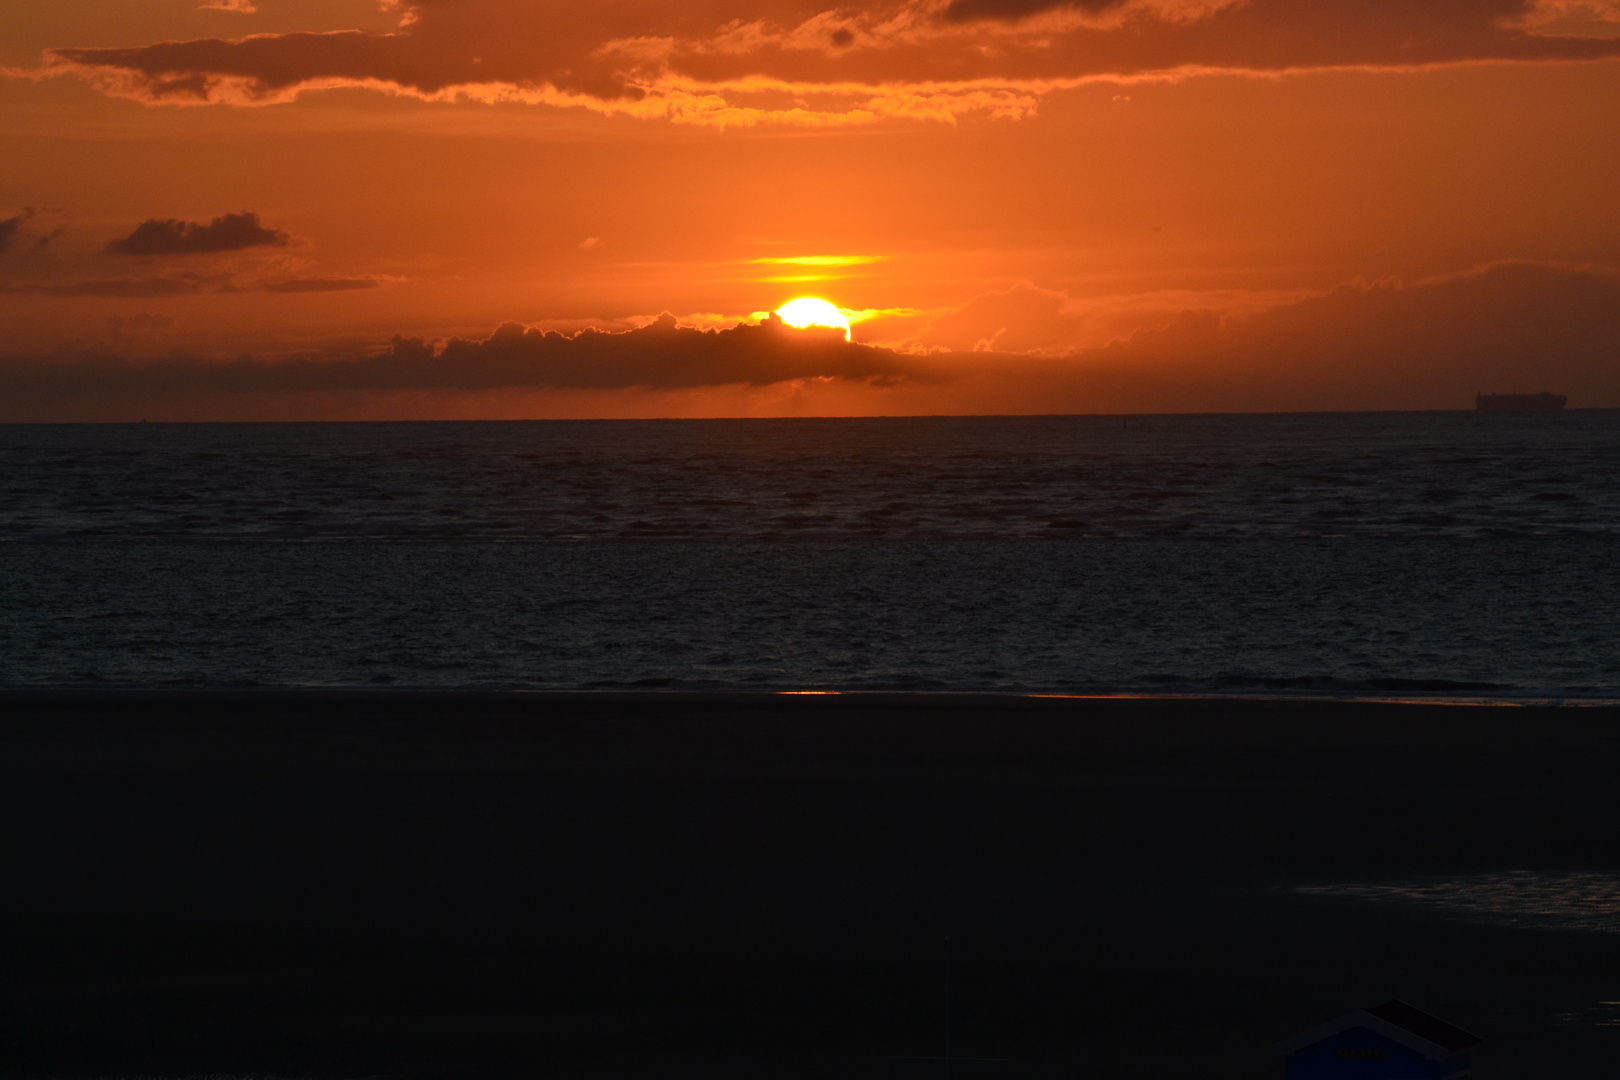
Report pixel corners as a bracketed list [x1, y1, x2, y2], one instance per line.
[1275, 1001, 1481, 1061]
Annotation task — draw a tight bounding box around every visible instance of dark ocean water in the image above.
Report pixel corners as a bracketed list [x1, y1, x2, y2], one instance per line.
[2, 412, 1617, 696]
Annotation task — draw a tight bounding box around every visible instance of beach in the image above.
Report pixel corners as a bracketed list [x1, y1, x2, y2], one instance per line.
[5, 692, 1619, 1079]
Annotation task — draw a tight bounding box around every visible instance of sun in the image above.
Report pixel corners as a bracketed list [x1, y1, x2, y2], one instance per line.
[775, 297, 851, 340]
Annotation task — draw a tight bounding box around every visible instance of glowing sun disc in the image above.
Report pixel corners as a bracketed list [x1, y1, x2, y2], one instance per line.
[776, 297, 851, 340]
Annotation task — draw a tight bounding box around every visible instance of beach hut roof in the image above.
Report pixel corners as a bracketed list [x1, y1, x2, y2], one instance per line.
[1273, 1001, 1482, 1060]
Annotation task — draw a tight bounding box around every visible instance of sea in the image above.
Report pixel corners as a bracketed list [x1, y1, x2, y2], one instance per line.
[2, 411, 1617, 699]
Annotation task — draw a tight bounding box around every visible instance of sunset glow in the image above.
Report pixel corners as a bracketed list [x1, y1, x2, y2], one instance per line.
[775, 298, 853, 340]
[0, 2, 1616, 420]
[8, 12, 1620, 1080]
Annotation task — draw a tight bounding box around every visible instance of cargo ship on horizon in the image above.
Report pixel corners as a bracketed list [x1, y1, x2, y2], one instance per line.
[1476, 392, 1567, 412]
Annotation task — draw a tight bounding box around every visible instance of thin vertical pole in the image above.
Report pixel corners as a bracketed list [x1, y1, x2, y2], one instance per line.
[944, 938, 951, 1080]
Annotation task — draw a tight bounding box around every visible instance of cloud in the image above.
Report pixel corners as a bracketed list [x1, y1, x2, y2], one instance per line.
[108, 313, 176, 334]
[0, 212, 25, 253]
[199, 0, 259, 11]
[940, 0, 1127, 23]
[0, 208, 64, 254]
[108, 211, 291, 256]
[256, 277, 381, 293]
[919, 281, 1086, 353]
[3, 262, 1617, 419]
[0, 314, 901, 404]
[979, 260, 1620, 413]
[1515, 0, 1620, 36]
[16, 1, 1620, 127]
[912, 279, 1312, 353]
[383, 314, 899, 389]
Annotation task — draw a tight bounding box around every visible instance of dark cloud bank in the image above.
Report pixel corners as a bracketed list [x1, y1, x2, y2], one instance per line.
[108, 211, 289, 256]
[0, 313, 884, 401]
[2, 263, 1617, 419]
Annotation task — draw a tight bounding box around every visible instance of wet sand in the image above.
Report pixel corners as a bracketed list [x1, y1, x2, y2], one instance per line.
[4, 692, 1620, 1079]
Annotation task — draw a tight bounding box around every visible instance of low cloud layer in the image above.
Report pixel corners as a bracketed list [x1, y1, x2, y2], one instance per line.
[15, 0, 1620, 126]
[2, 262, 1617, 420]
[0, 312, 890, 401]
[974, 261, 1620, 413]
[108, 211, 290, 256]
[383, 314, 894, 391]
[910, 280, 1313, 354]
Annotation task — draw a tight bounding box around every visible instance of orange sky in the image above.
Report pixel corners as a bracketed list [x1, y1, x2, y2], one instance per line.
[2, 0, 1618, 419]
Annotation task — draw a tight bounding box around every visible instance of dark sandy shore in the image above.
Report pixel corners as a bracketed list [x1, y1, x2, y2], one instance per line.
[4, 692, 1620, 1079]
